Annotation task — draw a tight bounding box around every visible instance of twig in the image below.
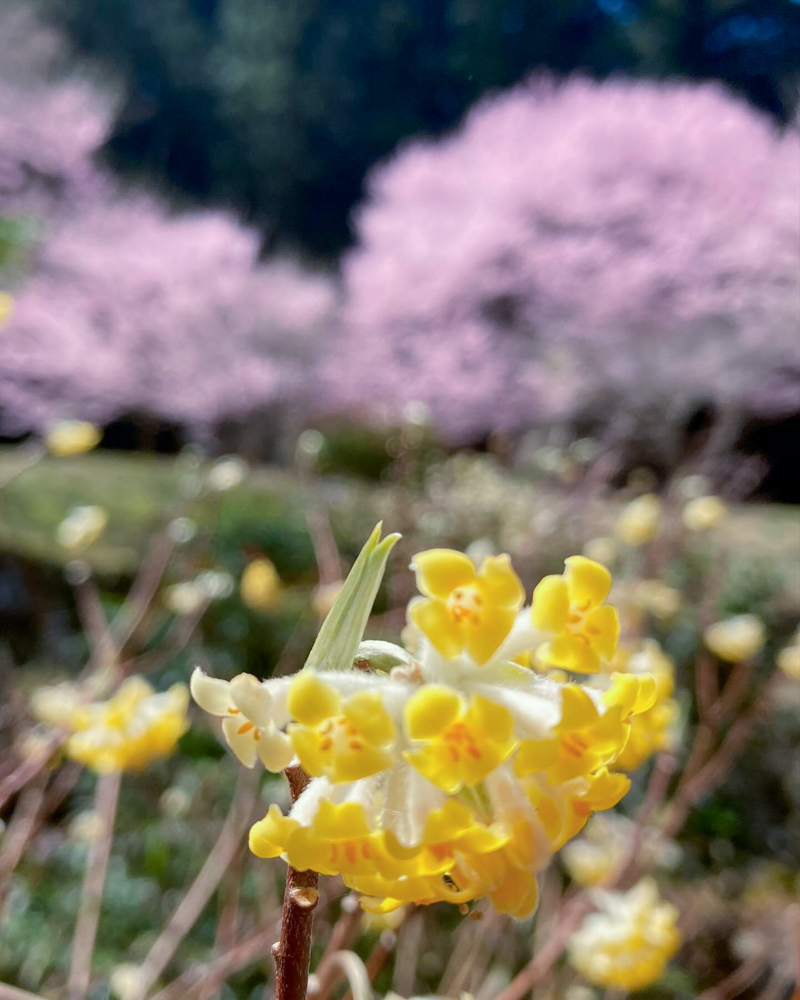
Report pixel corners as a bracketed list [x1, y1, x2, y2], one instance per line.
[272, 765, 320, 1000]
[131, 770, 258, 1000]
[67, 770, 122, 1000]
[149, 922, 280, 1000]
[662, 669, 780, 838]
[611, 750, 678, 887]
[696, 953, 767, 1000]
[112, 528, 179, 655]
[0, 777, 46, 910]
[305, 507, 342, 587]
[0, 984, 48, 1000]
[0, 733, 63, 812]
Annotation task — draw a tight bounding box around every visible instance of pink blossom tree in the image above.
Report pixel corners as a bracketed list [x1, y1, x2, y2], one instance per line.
[0, 6, 335, 443]
[320, 77, 800, 449]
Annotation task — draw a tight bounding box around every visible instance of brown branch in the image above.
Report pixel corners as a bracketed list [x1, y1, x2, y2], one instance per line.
[67, 770, 122, 1000]
[149, 921, 280, 1000]
[0, 778, 46, 910]
[130, 770, 258, 1000]
[662, 669, 780, 838]
[696, 954, 767, 1000]
[0, 983, 49, 1000]
[272, 765, 320, 1000]
[0, 733, 64, 812]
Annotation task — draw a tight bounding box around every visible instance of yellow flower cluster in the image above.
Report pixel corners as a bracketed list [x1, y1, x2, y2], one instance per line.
[44, 420, 102, 457]
[32, 676, 189, 774]
[568, 879, 681, 990]
[614, 494, 662, 548]
[778, 629, 800, 680]
[193, 528, 656, 918]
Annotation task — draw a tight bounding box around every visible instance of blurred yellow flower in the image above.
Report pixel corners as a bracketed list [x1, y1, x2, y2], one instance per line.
[56, 505, 108, 551]
[109, 964, 146, 1000]
[410, 549, 525, 663]
[582, 536, 618, 567]
[32, 676, 189, 774]
[531, 557, 620, 674]
[568, 878, 681, 990]
[562, 813, 681, 887]
[614, 494, 662, 547]
[704, 614, 766, 663]
[240, 557, 282, 611]
[682, 495, 727, 531]
[777, 631, 800, 680]
[634, 579, 682, 621]
[44, 419, 102, 456]
[0, 291, 13, 326]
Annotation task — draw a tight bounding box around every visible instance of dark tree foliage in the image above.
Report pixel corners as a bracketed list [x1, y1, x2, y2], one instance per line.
[45, 0, 800, 255]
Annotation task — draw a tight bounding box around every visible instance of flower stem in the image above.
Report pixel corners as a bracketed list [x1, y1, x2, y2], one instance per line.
[67, 770, 121, 1000]
[273, 765, 320, 1000]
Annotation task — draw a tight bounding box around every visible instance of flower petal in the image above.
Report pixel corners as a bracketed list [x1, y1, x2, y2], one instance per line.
[409, 597, 464, 659]
[411, 549, 476, 599]
[476, 554, 525, 608]
[583, 604, 620, 661]
[230, 673, 272, 727]
[190, 669, 233, 716]
[558, 685, 600, 731]
[343, 691, 396, 747]
[404, 686, 462, 740]
[564, 556, 612, 609]
[464, 606, 516, 664]
[530, 576, 570, 632]
[222, 716, 258, 767]
[287, 671, 341, 726]
[257, 727, 295, 772]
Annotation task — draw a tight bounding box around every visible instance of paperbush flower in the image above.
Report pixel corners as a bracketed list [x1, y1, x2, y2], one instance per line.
[44, 420, 102, 457]
[531, 557, 620, 674]
[614, 495, 662, 548]
[682, 495, 727, 532]
[32, 676, 189, 773]
[704, 614, 766, 663]
[568, 879, 681, 990]
[597, 641, 678, 772]
[0, 291, 13, 327]
[240, 558, 282, 611]
[56, 504, 108, 551]
[192, 525, 655, 918]
[777, 630, 800, 680]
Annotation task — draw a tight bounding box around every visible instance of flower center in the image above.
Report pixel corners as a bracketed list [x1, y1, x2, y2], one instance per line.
[447, 586, 483, 626]
[317, 716, 365, 754]
[441, 721, 482, 762]
[560, 731, 590, 759]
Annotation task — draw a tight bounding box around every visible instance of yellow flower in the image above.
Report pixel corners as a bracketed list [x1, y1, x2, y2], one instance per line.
[311, 580, 343, 620]
[409, 549, 524, 663]
[598, 640, 678, 772]
[56, 676, 189, 773]
[568, 879, 681, 990]
[44, 420, 102, 457]
[683, 495, 727, 532]
[704, 614, 765, 663]
[0, 291, 13, 327]
[403, 687, 517, 793]
[614, 494, 662, 547]
[778, 633, 800, 680]
[240, 558, 282, 611]
[56, 505, 107, 551]
[288, 672, 397, 782]
[515, 684, 637, 786]
[531, 557, 620, 674]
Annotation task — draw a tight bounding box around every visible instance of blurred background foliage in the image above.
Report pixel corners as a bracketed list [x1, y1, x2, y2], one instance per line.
[41, 0, 800, 254]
